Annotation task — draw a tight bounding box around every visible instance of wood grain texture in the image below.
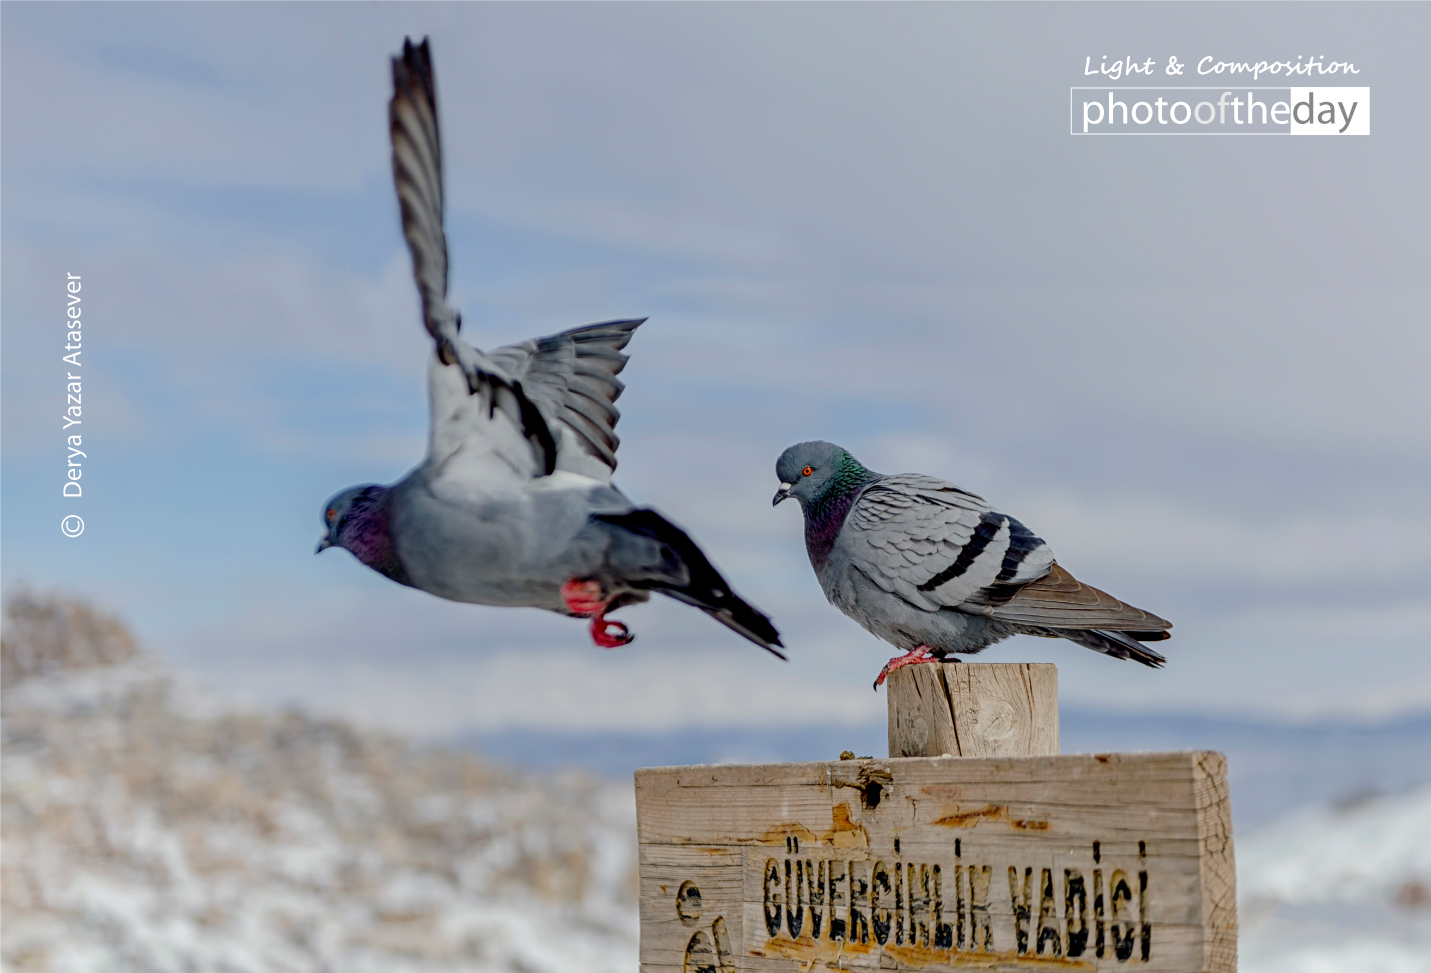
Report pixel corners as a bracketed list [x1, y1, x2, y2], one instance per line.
[887, 664, 1059, 758]
[1192, 752, 1237, 971]
[637, 752, 1236, 973]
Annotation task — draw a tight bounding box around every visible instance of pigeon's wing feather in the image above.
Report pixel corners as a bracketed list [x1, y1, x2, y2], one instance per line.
[842, 474, 1054, 611]
[487, 320, 644, 481]
[389, 38, 451, 344]
[391, 38, 559, 475]
[844, 476, 1167, 634]
[423, 356, 546, 500]
[963, 562, 1173, 633]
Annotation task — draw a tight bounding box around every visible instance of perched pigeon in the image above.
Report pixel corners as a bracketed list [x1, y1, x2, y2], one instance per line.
[316, 38, 783, 659]
[772, 441, 1168, 686]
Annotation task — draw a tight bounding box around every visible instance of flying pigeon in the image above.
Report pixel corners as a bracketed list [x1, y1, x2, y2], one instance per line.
[772, 441, 1168, 686]
[316, 38, 783, 659]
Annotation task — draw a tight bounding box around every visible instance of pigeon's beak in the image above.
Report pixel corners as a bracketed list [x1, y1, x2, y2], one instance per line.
[315, 536, 333, 553]
[772, 483, 792, 507]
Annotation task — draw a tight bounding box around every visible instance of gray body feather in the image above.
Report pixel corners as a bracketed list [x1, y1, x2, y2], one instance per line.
[817, 557, 1025, 654]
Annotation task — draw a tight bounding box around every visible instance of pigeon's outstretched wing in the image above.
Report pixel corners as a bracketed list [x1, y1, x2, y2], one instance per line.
[843, 474, 1055, 611]
[390, 38, 558, 474]
[489, 319, 645, 481]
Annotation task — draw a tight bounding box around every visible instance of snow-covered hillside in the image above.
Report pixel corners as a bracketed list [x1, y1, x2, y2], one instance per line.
[1, 593, 638, 973]
[1237, 784, 1431, 973]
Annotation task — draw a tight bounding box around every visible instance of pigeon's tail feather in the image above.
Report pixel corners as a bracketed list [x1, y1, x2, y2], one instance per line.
[660, 590, 787, 661]
[1053, 627, 1167, 668]
[592, 509, 786, 659]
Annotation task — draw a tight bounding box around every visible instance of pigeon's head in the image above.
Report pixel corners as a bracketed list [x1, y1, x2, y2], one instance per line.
[773, 441, 862, 507]
[316, 484, 386, 554]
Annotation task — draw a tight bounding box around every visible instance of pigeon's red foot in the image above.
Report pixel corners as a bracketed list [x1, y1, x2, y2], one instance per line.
[561, 578, 607, 617]
[591, 613, 633, 649]
[873, 645, 945, 689]
[563, 578, 634, 648]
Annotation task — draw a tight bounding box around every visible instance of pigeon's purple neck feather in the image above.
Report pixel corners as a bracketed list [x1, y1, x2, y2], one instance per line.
[337, 487, 412, 587]
[804, 455, 879, 569]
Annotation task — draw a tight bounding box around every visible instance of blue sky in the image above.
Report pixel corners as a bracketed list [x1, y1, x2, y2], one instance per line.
[4, 2, 1428, 737]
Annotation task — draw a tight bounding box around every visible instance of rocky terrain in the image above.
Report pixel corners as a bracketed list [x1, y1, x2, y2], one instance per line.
[1, 592, 638, 973]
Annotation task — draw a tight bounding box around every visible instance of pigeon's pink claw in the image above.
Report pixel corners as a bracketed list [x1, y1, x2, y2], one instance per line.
[873, 645, 942, 688]
[591, 614, 633, 649]
[561, 578, 606, 616]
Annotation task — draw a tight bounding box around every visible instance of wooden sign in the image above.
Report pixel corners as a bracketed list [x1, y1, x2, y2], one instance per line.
[636, 752, 1236, 973]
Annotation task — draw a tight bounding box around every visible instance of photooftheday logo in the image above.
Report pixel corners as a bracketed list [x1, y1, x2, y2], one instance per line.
[1070, 87, 1370, 135]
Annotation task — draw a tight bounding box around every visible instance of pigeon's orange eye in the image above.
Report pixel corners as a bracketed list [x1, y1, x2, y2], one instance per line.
[327, 508, 337, 522]
[802, 467, 813, 476]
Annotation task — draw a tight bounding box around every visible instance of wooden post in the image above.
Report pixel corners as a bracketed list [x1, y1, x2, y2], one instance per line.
[886, 663, 1059, 758]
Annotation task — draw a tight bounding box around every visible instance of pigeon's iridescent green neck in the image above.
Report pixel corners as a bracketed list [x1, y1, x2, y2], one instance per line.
[803, 452, 878, 568]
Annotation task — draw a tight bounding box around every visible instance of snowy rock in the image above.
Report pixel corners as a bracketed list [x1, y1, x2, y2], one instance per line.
[1, 594, 638, 973]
